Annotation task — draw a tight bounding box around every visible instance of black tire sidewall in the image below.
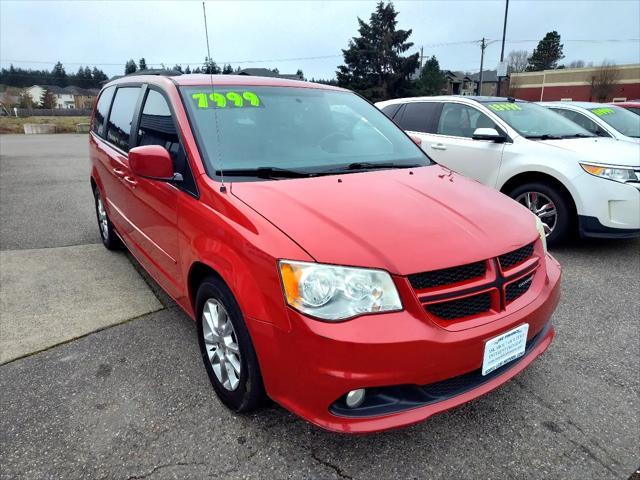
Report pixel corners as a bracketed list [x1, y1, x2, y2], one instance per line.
[195, 277, 265, 412]
[509, 181, 572, 245]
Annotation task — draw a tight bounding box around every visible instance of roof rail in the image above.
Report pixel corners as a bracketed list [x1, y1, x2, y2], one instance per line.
[125, 69, 183, 77]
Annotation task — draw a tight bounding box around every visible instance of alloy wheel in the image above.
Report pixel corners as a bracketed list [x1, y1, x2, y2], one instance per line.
[202, 299, 242, 391]
[97, 197, 109, 241]
[515, 191, 557, 236]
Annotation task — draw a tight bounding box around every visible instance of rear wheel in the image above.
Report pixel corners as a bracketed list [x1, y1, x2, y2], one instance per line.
[196, 276, 266, 412]
[93, 188, 122, 250]
[509, 181, 573, 245]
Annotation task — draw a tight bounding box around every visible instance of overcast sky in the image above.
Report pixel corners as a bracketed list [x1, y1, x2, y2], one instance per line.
[1, 0, 639, 80]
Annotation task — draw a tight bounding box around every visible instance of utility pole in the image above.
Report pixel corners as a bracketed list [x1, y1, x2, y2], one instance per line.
[478, 37, 486, 95]
[496, 0, 509, 96]
[420, 45, 424, 70]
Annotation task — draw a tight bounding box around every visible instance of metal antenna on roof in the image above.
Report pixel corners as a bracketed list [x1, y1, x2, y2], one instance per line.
[202, 1, 226, 193]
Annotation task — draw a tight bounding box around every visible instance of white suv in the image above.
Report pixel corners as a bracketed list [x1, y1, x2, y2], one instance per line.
[376, 96, 640, 244]
[540, 101, 640, 144]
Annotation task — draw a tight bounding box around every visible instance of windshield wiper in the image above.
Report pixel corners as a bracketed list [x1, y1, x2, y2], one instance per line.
[321, 162, 424, 173]
[560, 133, 596, 138]
[524, 134, 563, 140]
[215, 167, 313, 179]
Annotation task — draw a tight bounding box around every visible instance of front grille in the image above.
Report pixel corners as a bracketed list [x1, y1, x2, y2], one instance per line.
[426, 292, 492, 320]
[408, 261, 485, 290]
[505, 274, 534, 303]
[499, 243, 534, 270]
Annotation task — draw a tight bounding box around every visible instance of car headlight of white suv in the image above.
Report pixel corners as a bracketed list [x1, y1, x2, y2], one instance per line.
[580, 163, 639, 184]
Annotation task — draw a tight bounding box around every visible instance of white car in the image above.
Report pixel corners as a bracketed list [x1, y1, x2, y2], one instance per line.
[376, 96, 640, 244]
[540, 101, 640, 143]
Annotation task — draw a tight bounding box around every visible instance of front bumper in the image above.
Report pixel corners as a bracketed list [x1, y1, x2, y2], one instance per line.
[573, 172, 640, 236]
[249, 254, 561, 433]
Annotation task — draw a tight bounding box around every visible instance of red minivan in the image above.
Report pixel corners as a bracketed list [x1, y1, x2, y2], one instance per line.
[89, 72, 561, 433]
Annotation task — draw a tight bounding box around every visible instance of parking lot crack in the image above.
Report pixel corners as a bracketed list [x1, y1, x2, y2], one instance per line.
[311, 451, 353, 479]
[126, 461, 206, 480]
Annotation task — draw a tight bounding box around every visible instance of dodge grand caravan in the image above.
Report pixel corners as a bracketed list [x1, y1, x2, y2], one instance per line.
[89, 73, 561, 433]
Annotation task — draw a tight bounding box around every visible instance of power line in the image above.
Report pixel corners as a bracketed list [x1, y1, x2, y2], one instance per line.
[2, 38, 637, 67]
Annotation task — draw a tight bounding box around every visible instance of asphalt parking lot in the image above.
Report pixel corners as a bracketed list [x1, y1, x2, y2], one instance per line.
[0, 134, 638, 479]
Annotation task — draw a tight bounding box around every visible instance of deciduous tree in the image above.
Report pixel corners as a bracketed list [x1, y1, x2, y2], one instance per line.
[506, 50, 529, 74]
[591, 61, 621, 101]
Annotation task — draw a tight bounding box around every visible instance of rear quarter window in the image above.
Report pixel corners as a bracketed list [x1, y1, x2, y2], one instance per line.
[396, 102, 441, 134]
[106, 86, 142, 152]
[379, 103, 402, 120]
[92, 86, 115, 137]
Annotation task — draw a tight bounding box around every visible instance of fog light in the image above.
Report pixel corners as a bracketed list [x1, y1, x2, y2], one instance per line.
[345, 389, 366, 408]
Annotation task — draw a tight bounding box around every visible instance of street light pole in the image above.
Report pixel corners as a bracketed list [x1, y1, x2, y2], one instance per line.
[497, 0, 509, 97]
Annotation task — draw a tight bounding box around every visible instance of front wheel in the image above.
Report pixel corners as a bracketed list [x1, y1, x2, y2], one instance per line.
[196, 276, 266, 412]
[509, 182, 573, 246]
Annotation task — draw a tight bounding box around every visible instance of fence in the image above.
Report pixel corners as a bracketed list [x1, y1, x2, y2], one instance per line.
[12, 108, 93, 117]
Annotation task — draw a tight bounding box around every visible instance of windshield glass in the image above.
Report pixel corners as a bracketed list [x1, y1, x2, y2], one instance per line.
[481, 101, 594, 139]
[180, 86, 429, 178]
[589, 106, 640, 138]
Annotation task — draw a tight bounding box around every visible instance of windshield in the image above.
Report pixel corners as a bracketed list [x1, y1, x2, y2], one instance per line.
[481, 101, 594, 139]
[181, 86, 429, 179]
[589, 106, 640, 138]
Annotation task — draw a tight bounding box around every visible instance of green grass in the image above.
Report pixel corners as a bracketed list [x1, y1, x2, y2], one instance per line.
[0, 116, 90, 134]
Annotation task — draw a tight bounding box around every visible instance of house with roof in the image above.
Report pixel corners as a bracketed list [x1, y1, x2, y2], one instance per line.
[469, 70, 510, 96]
[25, 85, 99, 109]
[442, 71, 475, 96]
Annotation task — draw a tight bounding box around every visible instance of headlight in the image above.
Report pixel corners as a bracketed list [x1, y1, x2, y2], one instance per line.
[535, 216, 548, 254]
[580, 163, 639, 183]
[278, 260, 402, 321]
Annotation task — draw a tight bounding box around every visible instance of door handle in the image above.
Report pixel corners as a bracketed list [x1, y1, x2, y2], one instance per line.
[123, 176, 138, 187]
[431, 143, 447, 151]
[112, 168, 126, 177]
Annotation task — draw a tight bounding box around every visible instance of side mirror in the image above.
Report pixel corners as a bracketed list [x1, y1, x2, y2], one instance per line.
[129, 145, 176, 181]
[472, 128, 506, 143]
[408, 134, 422, 146]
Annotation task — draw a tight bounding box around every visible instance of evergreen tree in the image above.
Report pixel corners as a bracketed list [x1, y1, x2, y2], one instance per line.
[40, 88, 56, 109]
[296, 69, 304, 80]
[139, 58, 148, 70]
[415, 55, 444, 96]
[92, 67, 108, 84]
[202, 57, 221, 74]
[184, 65, 192, 74]
[172, 64, 184, 73]
[124, 59, 138, 74]
[526, 31, 565, 71]
[336, 1, 419, 101]
[52, 61, 67, 87]
[222, 64, 234, 74]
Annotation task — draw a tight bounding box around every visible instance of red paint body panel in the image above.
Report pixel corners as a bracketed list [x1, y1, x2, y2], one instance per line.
[89, 75, 561, 433]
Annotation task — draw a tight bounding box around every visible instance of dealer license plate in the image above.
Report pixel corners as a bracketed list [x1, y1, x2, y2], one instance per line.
[482, 324, 529, 376]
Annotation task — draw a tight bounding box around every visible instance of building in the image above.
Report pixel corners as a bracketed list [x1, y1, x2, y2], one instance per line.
[237, 68, 304, 81]
[441, 71, 475, 96]
[509, 64, 640, 102]
[25, 85, 99, 109]
[469, 70, 510, 96]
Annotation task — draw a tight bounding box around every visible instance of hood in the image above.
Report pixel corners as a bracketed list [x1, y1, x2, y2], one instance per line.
[231, 166, 537, 275]
[537, 137, 640, 167]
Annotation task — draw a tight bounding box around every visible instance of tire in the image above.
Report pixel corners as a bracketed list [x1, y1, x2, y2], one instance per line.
[196, 276, 266, 412]
[509, 181, 573, 246]
[93, 187, 122, 250]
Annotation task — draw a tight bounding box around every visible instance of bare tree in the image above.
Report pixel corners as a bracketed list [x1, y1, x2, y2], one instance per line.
[591, 61, 621, 101]
[567, 60, 585, 69]
[506, 50, 529, 74]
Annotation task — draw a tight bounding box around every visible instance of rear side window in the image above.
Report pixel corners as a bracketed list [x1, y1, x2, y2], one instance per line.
[106, 87, 142, 151]
[380, 103, 402, 120]
[92, 86, 115, 137]
[437, 103, 496, 138]
[396, 102, 440, 133]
